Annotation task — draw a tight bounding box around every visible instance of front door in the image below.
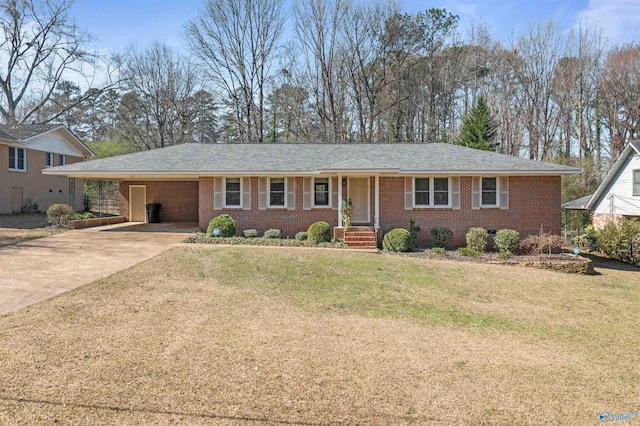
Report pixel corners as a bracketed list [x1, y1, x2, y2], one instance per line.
[129, 185, 146, 222]
[11, 187, 22, 213]
[349, 178, 369, 224]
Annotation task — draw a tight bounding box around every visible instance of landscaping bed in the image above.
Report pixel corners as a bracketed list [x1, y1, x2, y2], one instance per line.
[183, 232, 348, 248]
[398, 249, 595, 274]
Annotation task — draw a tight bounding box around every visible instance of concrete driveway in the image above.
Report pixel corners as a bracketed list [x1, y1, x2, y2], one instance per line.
[0, 222, 198, 315]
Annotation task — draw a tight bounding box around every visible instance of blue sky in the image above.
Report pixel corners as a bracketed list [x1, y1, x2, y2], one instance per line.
[69, 0, 640, 54]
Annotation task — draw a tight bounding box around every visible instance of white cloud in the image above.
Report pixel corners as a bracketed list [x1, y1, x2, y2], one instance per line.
[576, 0, 640, 46]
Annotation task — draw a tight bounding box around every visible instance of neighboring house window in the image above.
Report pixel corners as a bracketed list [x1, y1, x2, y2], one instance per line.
[414, 177, 450, 207]
[8, 147, 26, 171]
[46, 152, 53, 168]
[58, 154, 66, 166]
[314, 178, 330, 206]
[224, 178, 241, 207]
[634, 170, 640, 196]
[481, 177, 498, 206]
[269, 178, 286, 207]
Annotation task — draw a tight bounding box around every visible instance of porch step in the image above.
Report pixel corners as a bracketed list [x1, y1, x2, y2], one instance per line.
[343, 227, 377, 250]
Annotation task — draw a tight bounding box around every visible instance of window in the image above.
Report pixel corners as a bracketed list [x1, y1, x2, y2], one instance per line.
[415, 178, 430, 206]
[46, 152, 53, 168]
[8, 147, 26, 171]
[414, 177, 449, 207]
[634, 170, 640, 196]
[314, 178, 330, 206]
[269, 178, 286, 207]
[225, 178, 241, 207]
[58, 154, 66, 166]
[481, 177, 498, 206]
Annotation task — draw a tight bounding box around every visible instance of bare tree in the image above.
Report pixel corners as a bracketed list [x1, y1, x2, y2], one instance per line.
[118, 41, 215, 150]
[186, 0, 285, 143]
[0, 0, 103, 124]
[599, 43, 640, 158]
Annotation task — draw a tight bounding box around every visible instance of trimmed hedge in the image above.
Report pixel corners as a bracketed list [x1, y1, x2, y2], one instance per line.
[295, 231, 308, 241]
[183, 233, 347, 248]
[308, 221, 331, 244]
[263, 229, 282, 239]
[383, 228, 414, 252]
[494, 229, 520, 253]
[466, 227, 488, 252]
[430, 226, 453, 248]
[243, 229, 258, 238]
[206, 214, 236, 237]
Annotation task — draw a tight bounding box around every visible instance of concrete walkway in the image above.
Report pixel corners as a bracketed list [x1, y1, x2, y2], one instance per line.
[0, 222, 198, 315]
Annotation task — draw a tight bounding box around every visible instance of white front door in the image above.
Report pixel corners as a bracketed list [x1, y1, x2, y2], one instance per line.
[349, 178, 370, 224]
[129, 185, 146, 222]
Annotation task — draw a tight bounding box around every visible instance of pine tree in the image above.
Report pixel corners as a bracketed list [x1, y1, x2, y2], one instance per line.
[455, 94, 498, 151]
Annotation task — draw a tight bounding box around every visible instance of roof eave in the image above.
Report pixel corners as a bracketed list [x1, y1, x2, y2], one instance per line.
[586, 144, 635, 209]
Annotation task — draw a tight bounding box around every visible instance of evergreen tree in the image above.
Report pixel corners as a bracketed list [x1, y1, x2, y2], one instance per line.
[455, 94, 498, 151]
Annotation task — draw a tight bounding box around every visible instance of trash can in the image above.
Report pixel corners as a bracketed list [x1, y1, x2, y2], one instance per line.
[145, 203, 162, 223]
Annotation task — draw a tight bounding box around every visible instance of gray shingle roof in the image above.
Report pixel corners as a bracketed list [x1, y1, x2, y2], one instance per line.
[562, 194, 593, 210]
[0, 124, 62, 140]
[45, 143, 580, 176]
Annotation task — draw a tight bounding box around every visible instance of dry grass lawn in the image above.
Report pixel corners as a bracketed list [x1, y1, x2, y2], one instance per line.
[0, 246, 638, 425]
[0, 213, 60, 247]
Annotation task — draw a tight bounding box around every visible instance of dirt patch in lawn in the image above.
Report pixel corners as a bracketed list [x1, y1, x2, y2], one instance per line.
[0, 246, 638, 425]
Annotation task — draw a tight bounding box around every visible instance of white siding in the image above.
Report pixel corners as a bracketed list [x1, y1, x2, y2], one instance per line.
[594, 153, 640, 216]
[21, 130, 86, 157]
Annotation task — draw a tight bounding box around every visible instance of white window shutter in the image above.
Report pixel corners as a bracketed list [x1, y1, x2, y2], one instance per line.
[331, 177, 338, 210]
[242, 177, 251, 210]
[287, 177, 296, 210]
[500, 176, 509, 210]
[404, 177, 413, 210]
[471, 177, 480, 210]
[258, 178, 267, 210]
[451, 177, 461, 210]
[303, 177, 312, 210]
[214, 177, 223, 210]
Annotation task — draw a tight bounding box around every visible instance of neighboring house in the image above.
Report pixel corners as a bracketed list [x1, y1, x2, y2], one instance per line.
[581, 141, 640, 229]
[44, 143, 579, 246]
[0, 124, 93, 214]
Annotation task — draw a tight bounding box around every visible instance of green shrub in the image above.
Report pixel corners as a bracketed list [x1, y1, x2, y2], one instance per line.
[498, 251, 513, 260]
[243, 229, 258, 238]
[519, 232, 565, 255]
[206, 214, 236, 237]
[183, 232, 348, 248]
[295, 231, 308, 241]
[382, 228, 414, 252]
[71, 211, 96, 220]
[430, 247, 447, 256]
[456, 247, 481, 257]
[466, 227, 488, 252]
[595, 218, 640, 264]
[430, 226, 453, 248]
[46, 203, 70, 227]
[308, 221, 331, 244]
[263, 228, 281, 239]
[494, 229, 520, 253]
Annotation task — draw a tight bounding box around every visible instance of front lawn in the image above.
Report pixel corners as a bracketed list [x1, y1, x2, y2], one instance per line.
[0, 213, 61, 247]
[0, 247, 638, 424]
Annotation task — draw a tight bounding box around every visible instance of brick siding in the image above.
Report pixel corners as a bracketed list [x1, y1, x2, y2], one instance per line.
[199, 177, 338, 236]
[378, 176, 561, 247]
[119, 181, 199, 223]
[119, 175, 562, 247]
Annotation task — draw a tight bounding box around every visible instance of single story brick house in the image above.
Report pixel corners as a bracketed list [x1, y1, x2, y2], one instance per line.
[578, 141, 640, 229]
[44, 143, 579, 247]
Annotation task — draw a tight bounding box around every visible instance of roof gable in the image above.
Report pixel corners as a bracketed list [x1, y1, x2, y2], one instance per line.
[0, 124, 93, 157]
[587, 141, 640, 210]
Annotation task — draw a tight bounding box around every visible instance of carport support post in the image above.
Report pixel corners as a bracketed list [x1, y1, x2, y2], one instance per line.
[68, 178, 75, 214]
[338, 174, 343, 227]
